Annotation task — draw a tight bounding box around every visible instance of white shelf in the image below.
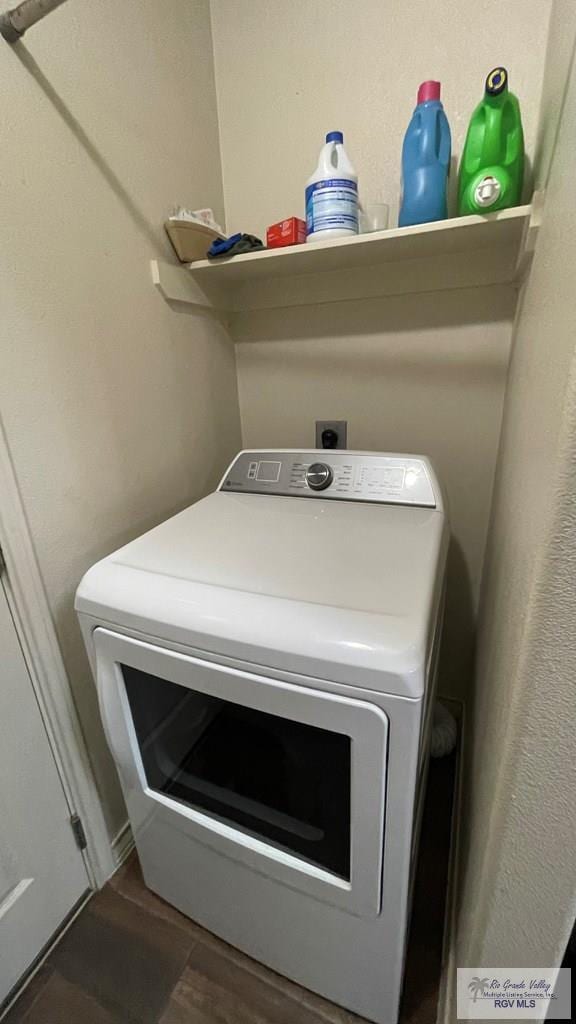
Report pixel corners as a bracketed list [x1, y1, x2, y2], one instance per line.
[151, 198, 542, 314]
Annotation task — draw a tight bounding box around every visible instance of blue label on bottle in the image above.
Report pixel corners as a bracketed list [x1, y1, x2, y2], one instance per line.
[306, 178, 358, 234]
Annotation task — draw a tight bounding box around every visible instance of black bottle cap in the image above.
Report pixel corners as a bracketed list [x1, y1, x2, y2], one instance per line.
[485, 67, 508, 96]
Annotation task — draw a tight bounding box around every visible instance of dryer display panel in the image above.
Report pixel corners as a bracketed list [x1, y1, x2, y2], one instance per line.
[221, 451, 438, 506]
[122, 665, 351, 879]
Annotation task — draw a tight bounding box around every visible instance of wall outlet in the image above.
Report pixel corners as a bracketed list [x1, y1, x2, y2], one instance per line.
[315, 420, 348, 449]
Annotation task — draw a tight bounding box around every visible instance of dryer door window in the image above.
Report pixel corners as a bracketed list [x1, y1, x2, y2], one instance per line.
[93, 628, 388, 918]
[122, 665, 351, 878]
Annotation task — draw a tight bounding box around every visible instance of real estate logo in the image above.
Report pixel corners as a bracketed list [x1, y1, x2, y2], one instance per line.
[457, 967, 571, 1019]
[468, 976, 490, 1003]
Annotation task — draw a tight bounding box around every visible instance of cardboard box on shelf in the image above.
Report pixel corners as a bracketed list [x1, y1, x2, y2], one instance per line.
[266, 217, 307, 248]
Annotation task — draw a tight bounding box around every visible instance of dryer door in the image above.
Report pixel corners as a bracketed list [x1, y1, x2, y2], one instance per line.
[94, 628, 388, 917]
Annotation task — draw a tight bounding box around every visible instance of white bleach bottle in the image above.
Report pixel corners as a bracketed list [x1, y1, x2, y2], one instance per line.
[305, 131, 359, 242]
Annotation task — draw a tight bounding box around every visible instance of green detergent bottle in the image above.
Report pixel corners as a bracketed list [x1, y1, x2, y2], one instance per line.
[458, 67, 524, 215]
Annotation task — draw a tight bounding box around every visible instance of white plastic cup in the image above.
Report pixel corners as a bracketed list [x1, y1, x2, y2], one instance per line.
[359, 203, 390, 233]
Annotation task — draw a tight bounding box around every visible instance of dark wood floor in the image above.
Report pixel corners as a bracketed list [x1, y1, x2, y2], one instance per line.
[5, 755, 455, 1024]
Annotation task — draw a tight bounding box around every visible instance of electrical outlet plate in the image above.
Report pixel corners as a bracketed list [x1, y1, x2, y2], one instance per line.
[315, 420, 348, 449]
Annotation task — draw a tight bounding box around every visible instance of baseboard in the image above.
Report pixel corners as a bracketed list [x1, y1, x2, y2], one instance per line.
[436, 699, 465, 1024]
[110, 820, 134, 873]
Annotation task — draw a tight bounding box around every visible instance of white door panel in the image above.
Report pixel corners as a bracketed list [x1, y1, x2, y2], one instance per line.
[0, 580, 89, 1006]
[94, 627, 389, 918]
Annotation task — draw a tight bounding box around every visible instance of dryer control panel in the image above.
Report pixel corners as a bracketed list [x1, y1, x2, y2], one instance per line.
[219, 451, 439, 507]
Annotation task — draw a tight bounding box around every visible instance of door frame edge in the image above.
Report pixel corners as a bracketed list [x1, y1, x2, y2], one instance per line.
[0, 416, 115, 888]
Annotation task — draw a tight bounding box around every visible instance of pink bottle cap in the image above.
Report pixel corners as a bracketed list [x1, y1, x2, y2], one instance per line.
[417, 80, 441, 104]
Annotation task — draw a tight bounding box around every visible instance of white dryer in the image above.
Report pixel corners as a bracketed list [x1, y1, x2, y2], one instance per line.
[76, 450, 448, 1024]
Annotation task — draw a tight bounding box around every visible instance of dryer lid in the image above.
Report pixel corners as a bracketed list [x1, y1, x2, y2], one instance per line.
[76, 487, 448, 698]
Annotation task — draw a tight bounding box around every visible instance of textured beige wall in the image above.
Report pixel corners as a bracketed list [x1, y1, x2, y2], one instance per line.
[449, 12, 576, 1002]
[235, 288, 515, 696]
[210, 0, 550, 237]
[212, 0, 550, 697]
[534, 0, 576, 187]
[0, 0, 241, 839]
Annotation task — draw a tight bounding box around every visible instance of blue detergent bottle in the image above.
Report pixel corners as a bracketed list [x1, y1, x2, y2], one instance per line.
[399, 80, 451, 227]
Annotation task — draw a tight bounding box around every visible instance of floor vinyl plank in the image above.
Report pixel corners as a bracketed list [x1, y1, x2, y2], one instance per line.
[109, 856, 207, 941]
[161, 943, 365, 1024]
[47, 886, 195, 1023]
[13, 972, 121, 1024]
[4, 755, 455, 1024]
[114, 856, 362, 1020]
[0, 965, 53, 1024]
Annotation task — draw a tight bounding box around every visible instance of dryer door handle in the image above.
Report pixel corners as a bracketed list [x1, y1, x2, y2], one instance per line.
[96, 646, 141, 793]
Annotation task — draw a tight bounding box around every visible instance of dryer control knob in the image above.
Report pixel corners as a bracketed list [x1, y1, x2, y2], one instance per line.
[306, 462, 333, 491]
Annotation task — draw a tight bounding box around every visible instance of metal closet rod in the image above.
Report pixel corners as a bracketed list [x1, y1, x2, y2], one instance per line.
[0, 0, 69, 42]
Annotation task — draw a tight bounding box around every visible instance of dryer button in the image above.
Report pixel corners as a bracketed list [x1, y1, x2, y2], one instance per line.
[306, 463, 333, 491]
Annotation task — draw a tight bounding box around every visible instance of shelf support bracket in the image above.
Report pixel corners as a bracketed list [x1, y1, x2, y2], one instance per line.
[150, 259, 222, 311]
[515, 189, 544, 281]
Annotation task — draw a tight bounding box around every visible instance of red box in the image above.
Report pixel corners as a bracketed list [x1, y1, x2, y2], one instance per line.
[266, 217, 307, 248]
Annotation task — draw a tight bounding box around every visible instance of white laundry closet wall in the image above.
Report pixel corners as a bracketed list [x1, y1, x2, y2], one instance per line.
[0, 0, 556, 852]
[210, 0, 548, 238]
[0, 0, 241, 844]
[209, 0, 551, 696]
[443, 4, 576, 1012]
